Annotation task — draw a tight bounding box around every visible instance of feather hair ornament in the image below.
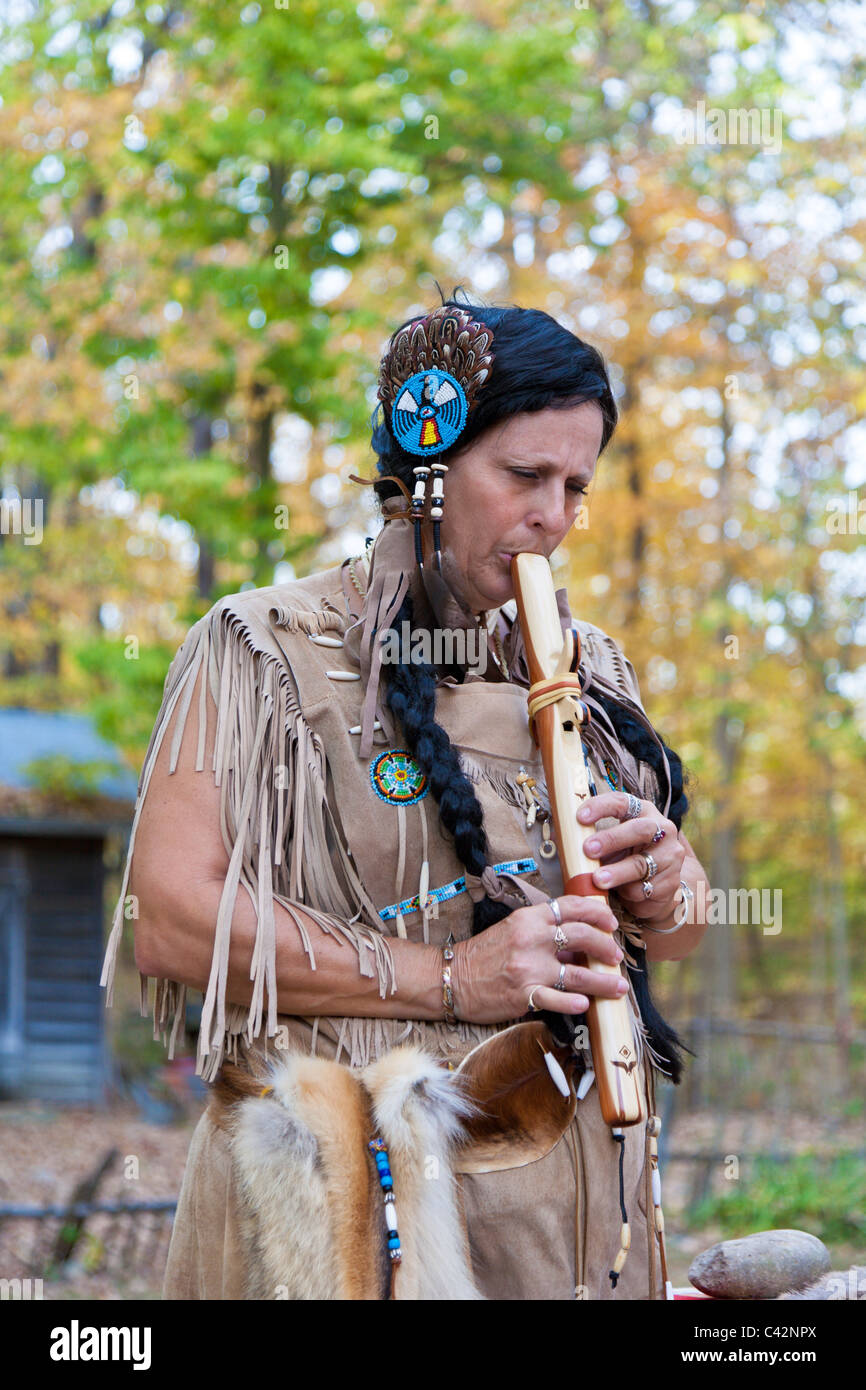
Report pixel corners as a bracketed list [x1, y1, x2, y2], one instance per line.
[377, 306, 496, 570]
[377, 305, 495, 420]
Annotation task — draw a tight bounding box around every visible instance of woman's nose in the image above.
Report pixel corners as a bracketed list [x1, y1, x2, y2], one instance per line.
[529, 491, 570, 534]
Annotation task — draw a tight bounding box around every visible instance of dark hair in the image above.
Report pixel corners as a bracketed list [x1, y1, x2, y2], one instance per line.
[373, 286, 690, 1080]
[372, 283, 618, 509]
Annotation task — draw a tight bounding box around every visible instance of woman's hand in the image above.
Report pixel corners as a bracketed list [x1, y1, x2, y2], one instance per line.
[577, 792, 686, 923]
[450, 895, 629, 1025]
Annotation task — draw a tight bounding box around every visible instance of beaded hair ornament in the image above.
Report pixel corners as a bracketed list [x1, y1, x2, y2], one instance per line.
[377, 306, 495, 571]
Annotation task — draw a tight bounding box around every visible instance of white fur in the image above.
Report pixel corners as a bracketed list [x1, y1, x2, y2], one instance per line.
[231, 1087, 337, 1300]
[227, 1046, 483, 1300]
[362, 1047, 483, 1301]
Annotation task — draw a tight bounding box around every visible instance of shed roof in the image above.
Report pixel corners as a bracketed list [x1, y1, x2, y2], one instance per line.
[0, 708, 138, 835]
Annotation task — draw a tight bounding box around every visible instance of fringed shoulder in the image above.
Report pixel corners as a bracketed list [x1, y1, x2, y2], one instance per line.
[572, 618, 672, 816]
[100, 574, 397, 1082]
[573, 619, 646, 711]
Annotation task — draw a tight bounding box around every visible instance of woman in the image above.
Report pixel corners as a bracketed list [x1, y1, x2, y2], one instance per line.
[101, 292, 709, 1300]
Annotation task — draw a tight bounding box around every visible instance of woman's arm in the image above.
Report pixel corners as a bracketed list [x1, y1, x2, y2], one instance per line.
[130, 661, 446, 1020]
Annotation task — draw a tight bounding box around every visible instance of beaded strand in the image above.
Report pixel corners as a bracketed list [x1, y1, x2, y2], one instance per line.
[369, 1136, 401, 1295]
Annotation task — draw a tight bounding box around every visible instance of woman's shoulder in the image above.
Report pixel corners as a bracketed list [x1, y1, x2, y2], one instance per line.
[152, 565, 349, 711]
[176, 564, 348, 658]
[501, 599, 645, 709]
[572, 619, 642, 703]
[209, 563, 346, 629]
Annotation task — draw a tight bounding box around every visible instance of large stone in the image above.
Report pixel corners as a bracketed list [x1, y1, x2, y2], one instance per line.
[688, 1230, 831, 1300]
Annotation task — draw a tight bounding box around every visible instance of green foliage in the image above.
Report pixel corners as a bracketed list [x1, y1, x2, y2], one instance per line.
[0, 0, 863, 1025]
[21, 754, 125, 799]
[691, 1153, 866, 1247]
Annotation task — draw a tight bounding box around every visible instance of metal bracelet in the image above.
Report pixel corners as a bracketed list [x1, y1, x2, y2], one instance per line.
[639, 881, 692, 934]
[442, 934, 457, 1023]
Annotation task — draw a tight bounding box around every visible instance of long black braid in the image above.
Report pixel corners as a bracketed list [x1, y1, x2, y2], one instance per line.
[381, 592, 692, 1081]
[382, 592, 512, 938]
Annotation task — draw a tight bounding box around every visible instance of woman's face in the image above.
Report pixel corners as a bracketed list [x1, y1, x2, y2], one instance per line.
[430, 400, 604, 613]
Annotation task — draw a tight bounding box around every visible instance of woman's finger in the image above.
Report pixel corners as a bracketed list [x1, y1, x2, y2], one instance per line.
[552, 924, 624, 965]
[558, 964, 630, 999]
[593, 854, 678, 893]
[552, 895, 618, 932]
[526, 985, 590, 1015]
[583, 815, 664, 861]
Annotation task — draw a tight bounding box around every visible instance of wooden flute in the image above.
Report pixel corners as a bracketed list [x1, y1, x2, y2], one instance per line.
[511, 552, 643, 1127]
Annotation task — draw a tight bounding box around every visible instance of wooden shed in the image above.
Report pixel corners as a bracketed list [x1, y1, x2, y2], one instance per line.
[0, 709, 138, 1105]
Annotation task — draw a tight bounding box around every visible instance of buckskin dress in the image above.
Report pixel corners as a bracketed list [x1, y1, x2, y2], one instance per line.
[101, 499, 678, 1300]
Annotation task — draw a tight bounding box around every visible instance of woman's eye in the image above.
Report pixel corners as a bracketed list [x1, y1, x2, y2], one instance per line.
[510, 468, 586, 497]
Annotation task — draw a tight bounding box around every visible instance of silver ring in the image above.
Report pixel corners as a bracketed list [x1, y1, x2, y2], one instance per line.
[527, 986, 542, 1012]
[651, 822, 666, 844]
[553, 924, 568, 950]
[642, 853, 659, 881]
[554, 963, 567, 991]
[625, 795, 642, 820]
[642, 880, 654, 899]
[547, 896, 562, 927]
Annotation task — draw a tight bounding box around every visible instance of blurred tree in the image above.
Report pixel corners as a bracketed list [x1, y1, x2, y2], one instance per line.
[0, 0, 863, 1027]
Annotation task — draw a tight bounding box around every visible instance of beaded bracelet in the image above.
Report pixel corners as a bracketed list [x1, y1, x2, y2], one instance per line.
[442, 933, 457, 1024]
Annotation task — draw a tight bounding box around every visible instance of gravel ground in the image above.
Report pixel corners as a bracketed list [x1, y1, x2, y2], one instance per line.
[0, 1098, 203, 1300]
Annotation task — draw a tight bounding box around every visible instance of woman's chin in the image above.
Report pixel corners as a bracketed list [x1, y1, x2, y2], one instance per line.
[449, 562, 513, 613]
[478, 573, 514, 609]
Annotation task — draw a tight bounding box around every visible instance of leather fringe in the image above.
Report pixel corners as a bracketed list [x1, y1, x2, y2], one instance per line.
[101, 598, 399, 1083]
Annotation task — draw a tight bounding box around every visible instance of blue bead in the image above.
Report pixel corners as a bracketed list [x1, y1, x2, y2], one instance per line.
[381, 1176, 393, 1188]
[388, 1236, 401, 1250]
[375, 1153, 389, 1166]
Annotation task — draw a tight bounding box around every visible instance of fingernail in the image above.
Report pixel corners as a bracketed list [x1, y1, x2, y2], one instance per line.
[615, 948, 624, 962]
[616, 979, 628, 994]
[596, 871, 611, 884]
[584, 838, 601, 854]
[578, 808, 593, 822]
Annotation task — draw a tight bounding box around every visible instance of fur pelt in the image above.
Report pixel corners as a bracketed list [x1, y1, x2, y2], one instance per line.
[213, 1046, 484, 1300]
